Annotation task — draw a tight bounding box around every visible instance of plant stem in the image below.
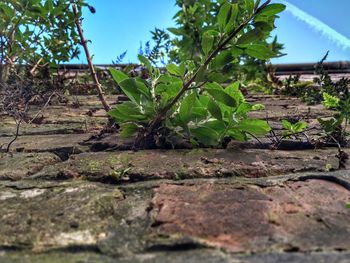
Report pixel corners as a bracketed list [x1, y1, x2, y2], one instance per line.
[71, 2, 110, 112]
[6, 119, 21, 153]
[29, 91, 56, 124]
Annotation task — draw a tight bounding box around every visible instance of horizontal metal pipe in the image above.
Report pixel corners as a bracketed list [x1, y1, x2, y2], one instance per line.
[273, 61, 350, 75]
[58, 61, 350, 74]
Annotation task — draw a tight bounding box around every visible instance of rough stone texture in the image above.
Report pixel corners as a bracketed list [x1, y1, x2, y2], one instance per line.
[0, 249, 233, 263]
[1, 94, 350, 262]
[32, 148, 344, 182]
[0, 134, 90, 156]
[0, 179, 151, 255]
[0, 153, 61, 180]
[238, 252, 350, 263]
[247, 95, 334, 121]
[2, 251, 350, 263]
[0, 174, 349, 262]
[0, 122, 88, 137]
[151, 178, 350, 253]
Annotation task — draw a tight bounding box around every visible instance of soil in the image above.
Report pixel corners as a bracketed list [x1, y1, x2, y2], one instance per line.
[0, 94, 350, 263]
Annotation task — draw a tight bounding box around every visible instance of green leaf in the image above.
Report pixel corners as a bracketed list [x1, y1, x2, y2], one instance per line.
[156, 74, 183, 104]
[120, 123, 139, 138]
[237, 119, 271, 135]
[254, 21, 274, 32]
[202, 31, 214, 55]
[245, 44, 275, 60]
[257, 3, 286, 17]
[231, 47, 244, 57]
[44, 0, 53, 11]
[293, 121, 308, 132]
[322, 92, 339, 109]
[156, 81, 182, 98]
[167, 27, 183, 36]
[282, 120, 292, 130]
[119, 78, 150, 104]
[227, 129, 246, 141]
[195, 66, 206, 82]
[0, 3, 15, 17]
[28, 6, 43, 14]
[252, 104, 265, 111]
[138, 54, 153, 73]
[282, 120, 308, 136]
[178, 62, 186, 77]
[109, 68, 128, 84]
[179, 93, 197, 124]
[192, 98, 208, 120]
[217, 3, 231, 32]
[245, 0, 254, 15]
[254, 0, 262, 10]
[166, 63, 185, 77]
[236, 103, 253, 117]
[224, 4, 238, 33]
[191, 126, 219, 146]
[318, 117, 342, 133]
[206, 84, 236, 107]
[205, 82, 223, 91]
[198, 95, 210, 107]
[202, 120, 227, 132]
[207, 72, 230, 83]
[225, 81, 244, 105]
[208, 99, 222, 120]
[211, 50, 233, 69]
[236, 29, 264, 45]
[108, 102, 146, 122]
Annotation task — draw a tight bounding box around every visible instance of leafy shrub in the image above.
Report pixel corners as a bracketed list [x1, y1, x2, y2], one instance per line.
[319, 92, 350, 145]
[0, 0, 89, 84]
[108, 0, 285, 149]
[142, 0, 285, 88]
[139, 29, 172, 66]
[281, 52, 350, 105]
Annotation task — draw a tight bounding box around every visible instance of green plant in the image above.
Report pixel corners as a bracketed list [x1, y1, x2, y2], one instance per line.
[282, 52, 350, 105]
[314, 52, 350, 100]
[140, 29, 172, 66]
[281, 74, 317, 103]
[108, 0, 285, 149]
[143, 0, 285, 85]
[318, 91, 350, 169]
[0, 0, 90, 84]
[282, 119, 308, 137]
[318, 92, 350, 145]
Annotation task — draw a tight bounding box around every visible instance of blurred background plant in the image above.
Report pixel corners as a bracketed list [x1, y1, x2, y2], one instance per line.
[0, 0, 91, 151]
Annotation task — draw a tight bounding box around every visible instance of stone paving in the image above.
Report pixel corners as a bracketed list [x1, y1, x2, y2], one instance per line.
[0, 95, 349, 262]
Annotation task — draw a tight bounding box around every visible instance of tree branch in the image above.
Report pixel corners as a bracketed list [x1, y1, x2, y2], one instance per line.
[71, 2, 110, 112]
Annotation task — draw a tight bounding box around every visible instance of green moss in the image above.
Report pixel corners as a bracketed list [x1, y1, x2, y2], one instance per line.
[87, 160, 103, 172]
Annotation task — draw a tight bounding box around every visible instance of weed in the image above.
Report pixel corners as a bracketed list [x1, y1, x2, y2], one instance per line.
[108, 0, 286, 149]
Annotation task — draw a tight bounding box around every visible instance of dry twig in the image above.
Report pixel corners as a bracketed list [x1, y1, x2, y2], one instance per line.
[71, 2, 110, 112]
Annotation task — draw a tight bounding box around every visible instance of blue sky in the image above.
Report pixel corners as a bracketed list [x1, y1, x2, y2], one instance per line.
[73, 0, 350, 64]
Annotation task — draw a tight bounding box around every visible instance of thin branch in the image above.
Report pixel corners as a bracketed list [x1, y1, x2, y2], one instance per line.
[71, 2, 110, 113]
[273, 127, 316, 148]
[328, 134, 342, 152]
[29, 92, 56, 124]
[6, 119, 21, 153]
[29, 57, 43, 76]
[246, 132, 264, 146]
